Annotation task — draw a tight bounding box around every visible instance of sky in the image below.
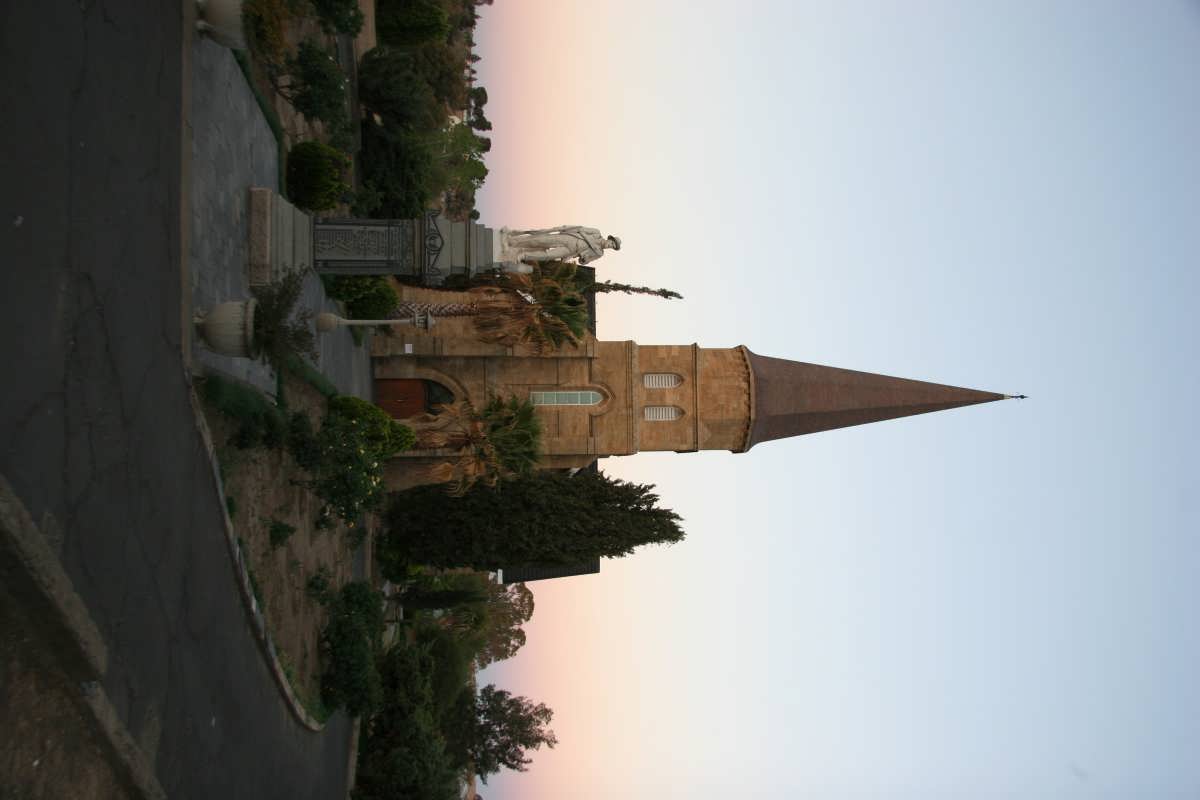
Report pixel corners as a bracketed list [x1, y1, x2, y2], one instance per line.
[472, 2, 1200, 797]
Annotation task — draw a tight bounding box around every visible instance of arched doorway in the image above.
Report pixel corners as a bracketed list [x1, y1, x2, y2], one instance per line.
[374, 379, 455, 419]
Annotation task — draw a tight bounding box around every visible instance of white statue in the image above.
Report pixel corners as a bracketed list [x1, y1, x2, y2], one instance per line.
[499, 225, 621, 266]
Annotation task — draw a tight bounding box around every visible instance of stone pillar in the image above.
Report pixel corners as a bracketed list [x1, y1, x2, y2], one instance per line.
[314, 212, 499, 285]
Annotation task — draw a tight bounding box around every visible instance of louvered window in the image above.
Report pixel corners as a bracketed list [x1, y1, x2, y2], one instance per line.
[530, 391, 602, 406]
[644, 405, 682, 422]
[643, 373, 682, 389]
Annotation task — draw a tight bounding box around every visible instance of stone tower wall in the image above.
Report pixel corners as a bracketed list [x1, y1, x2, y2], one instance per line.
[633, 344, 698, 452]
[696, 347, 753, 452]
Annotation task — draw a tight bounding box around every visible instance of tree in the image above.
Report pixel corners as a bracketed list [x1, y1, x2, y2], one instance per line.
[377, 0, 451, 47]
[310, 0, 365, 35]
[411, 41, 470, 108]
[411, 395, 542, 495]
[399, 585, 489, 610]
[359, 123, 443, 217]
[391, 279, 586, 355]
[586, 280, 683, 300]
[276, 40, 349, 126]
[358, 47, 447, 132]
[469, 685, 557, 782]
[381, 470, 685, 573]
[250, 269, 317, 369]
[475, 582, 534, 667]
[286, 140, 350, 211]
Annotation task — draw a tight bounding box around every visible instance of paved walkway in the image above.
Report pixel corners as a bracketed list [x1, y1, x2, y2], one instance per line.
[189, 37, 372, 399]
[0, 3, 361, 797]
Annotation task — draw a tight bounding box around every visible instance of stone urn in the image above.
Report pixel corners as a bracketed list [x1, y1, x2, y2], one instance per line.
[195, 299, 259, 359]
[195, 0, 247, 50]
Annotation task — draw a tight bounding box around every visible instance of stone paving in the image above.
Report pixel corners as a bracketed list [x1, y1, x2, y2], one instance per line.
[189, 37, 372, 400]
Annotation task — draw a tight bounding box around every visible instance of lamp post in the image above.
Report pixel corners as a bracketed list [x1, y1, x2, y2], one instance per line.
[315, 311, 436, 333]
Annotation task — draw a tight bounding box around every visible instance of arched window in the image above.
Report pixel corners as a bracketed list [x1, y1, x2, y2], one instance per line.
[643, 373, 683, 389]
[530, 390, 603, 406]
[424, 380, 455, 410]
[644, 405, 682, 421]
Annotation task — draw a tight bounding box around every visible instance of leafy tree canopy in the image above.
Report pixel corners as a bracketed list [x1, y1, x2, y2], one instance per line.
[470, 685, 557, 782]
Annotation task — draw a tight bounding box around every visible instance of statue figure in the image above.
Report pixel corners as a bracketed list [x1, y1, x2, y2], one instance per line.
[499, 225, 621, 266]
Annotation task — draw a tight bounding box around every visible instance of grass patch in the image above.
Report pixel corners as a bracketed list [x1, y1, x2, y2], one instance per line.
[282, 353, 338, 398]
[239, 537, 265, 608]
[232, 48, 287, 193]
[200, 373, 286, 450]
[276, 368, 288, 410]
[279, 651, 333, 723]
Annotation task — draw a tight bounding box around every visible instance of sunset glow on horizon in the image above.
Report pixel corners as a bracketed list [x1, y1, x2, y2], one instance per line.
[472, 3, 1200, 798]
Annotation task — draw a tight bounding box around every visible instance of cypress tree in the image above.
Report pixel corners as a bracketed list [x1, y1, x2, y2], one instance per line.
[382, 470, 684, 575]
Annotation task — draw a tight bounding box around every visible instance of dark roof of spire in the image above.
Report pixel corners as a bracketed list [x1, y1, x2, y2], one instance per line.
[742, 350, 1007, 450]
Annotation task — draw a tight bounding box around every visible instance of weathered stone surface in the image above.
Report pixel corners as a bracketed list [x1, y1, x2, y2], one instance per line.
[247, 188, 272, 285]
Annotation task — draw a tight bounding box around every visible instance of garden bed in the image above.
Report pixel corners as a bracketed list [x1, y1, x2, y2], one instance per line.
[203, 371, 379, 720]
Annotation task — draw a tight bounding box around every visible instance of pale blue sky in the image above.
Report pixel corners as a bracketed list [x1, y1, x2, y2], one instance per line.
[475, 2, 1200, 797]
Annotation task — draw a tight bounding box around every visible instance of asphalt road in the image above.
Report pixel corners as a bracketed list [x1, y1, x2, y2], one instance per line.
[0, 2, 351, 797]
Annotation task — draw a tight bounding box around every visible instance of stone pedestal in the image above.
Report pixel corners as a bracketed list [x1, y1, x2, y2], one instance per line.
[313, 212, 498, 285]
[248, 188, 312, 285]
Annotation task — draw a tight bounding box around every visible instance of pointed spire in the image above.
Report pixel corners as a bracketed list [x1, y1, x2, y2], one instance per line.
[741, 349, 1007, 450]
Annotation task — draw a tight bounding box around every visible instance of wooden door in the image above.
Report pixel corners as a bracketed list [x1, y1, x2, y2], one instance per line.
[374, 379, 427, 420]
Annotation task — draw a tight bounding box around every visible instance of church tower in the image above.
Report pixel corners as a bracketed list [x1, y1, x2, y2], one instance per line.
[576, 343, 1007, 457]
[371, 302, 1012, 475]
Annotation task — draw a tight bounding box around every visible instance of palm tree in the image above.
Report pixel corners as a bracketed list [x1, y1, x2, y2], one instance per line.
[411, 396, 542, 495]
[391, 269, 588, 354]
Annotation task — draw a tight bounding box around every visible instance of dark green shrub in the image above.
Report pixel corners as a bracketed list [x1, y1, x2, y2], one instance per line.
[201, 373, 287, 450]
[322, 274, 372, 302]
[339, 580, 385, 633]
[282, 40, 349, 126]
[268, 518, 296, 549]
[327, 115, 357, 155]
[306, 565, 333, 602]
[286, 141, 349, 212]
[353, 708, 459, 800]
[376, 640, 435, 714]
[355, 643, 461, 800]
[376, 0, 451, 47]
[328, 395, 415, 456]
[243, 0, 289, 68]
[349, 184, 384, 217]
[324, 276, 398, 320]
[261, 405, 287, 448]
[310, 0, 363, 35]
[252, 269, 317, 371]
[417, 624, 477, 720]
[320, 581, 385, 715]
[307, 399, 414, 522]
[286, 411, 322, 472]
